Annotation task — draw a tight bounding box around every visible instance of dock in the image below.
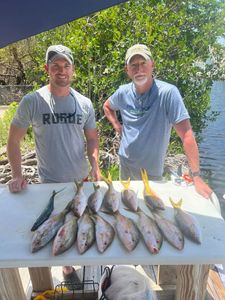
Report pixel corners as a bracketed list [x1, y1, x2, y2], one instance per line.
[18, 264, 225, 299]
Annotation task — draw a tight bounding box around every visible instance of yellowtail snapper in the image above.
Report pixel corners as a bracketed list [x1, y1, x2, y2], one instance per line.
[141, 169, 165, 211]
[170, 197, 202, 244]
[120, 178, 138, 212]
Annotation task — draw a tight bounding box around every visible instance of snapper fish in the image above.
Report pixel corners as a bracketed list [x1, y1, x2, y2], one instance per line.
[169, 197, 202, 244]
[52, 212, 78, 256]
[72, 181, 87, 217]
[120, 178, 138, 212]
[87, 183, 104, 213]
[141, 169, 165, 211]
[102, 173, 120, 213]
[137, 209, 163, 254]
[92, 214, 115, 253]
[114, 211, 140, 252]
[153, 212, 184, 250]
[77, 213, 95, 254]
[31, 201, 71, 253]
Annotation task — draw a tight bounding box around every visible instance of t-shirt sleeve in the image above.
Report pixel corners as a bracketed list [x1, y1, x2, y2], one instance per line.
[108, 87, 123, 111]
[83, 102, 96, 129]
[166, 86, 190, 125]
[11, 95, 32, 128]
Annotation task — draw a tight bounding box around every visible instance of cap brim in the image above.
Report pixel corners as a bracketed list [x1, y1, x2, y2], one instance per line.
[47, 53, 73, 64]
[126, 52, 150, 64]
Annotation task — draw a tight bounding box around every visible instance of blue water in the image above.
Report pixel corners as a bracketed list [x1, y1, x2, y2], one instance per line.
[199, 81, 225, 218]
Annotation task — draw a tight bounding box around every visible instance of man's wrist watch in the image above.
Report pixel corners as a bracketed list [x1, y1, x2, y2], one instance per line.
[191, 171, 201, 178]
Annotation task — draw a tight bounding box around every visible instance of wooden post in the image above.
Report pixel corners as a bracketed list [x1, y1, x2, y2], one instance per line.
[0, 268, 26, 300]
[157, 265, 177, 285]
[176, 265, 210, 300]
[29, 267, 53, 292]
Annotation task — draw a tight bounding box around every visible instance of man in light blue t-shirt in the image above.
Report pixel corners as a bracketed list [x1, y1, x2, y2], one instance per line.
[104, 44, 212, 199]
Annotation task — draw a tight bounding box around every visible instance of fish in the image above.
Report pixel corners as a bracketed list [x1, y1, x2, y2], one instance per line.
[87, 183, 104, 213]
[137, 209, 163, 254]
[52, 212, 78, 256]
[153, 212, 184, 250]
[31, 187, 65, 231]
[31, 201, 71, 253]
[72, 181, 87, 217]
[102, 173, 120, 213]
[141, 169, 165, 211]
[92, 214, 115, 253]
[77, 213, 95, 254]
[120, 178, 138, 212]
[114, 211, 140, 252]
[169, 197, 202, 244]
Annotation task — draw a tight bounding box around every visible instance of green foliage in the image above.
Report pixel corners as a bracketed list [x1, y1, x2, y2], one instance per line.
[1, 0, 224, 162]
[0, 102, 18, 148]
[0, 103, 35, 155]
[101, 164, 119, 181]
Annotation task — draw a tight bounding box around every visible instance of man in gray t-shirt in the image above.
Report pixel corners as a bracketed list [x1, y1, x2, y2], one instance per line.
[104, 44, 212, 199]
[7, 44, 101, 286]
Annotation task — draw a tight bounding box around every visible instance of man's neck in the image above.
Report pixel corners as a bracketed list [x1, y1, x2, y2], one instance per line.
[134, 77, 154, 94]
[48, 84, 71, 97]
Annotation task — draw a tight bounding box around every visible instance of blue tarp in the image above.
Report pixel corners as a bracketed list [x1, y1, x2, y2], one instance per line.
[0, 0, 128, 48]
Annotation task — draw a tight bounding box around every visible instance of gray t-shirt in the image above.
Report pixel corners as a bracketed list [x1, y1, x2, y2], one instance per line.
[12, 86, 96, 183]
[109, 79, 190, 178]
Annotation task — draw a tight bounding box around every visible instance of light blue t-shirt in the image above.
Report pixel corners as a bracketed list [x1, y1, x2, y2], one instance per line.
[109, 79, 190, 178]
[12, 86, 96, 183]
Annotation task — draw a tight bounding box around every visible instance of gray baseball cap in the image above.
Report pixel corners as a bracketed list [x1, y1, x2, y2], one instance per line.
[45, 45, 74, 64]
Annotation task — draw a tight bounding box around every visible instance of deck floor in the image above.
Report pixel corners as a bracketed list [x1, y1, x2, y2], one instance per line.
[19, 264, 225, 300]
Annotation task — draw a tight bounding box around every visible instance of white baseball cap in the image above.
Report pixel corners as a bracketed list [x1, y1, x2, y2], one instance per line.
[125, 44, 152, 64]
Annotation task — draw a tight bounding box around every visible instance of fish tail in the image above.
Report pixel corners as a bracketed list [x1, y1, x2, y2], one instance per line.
[75, 181, 83, 191]
[120, 177, 130, 190]
[54, 187, 66, 196]
[169, 197, 182, 209]
[141, 168, 156, 196]
[107, 172, 112, 183]
[93, 183, 100, 191]
[101, 173, 112, 186]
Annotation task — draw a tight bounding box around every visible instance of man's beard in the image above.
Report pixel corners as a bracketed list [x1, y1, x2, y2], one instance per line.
[133, 74, 148, 86]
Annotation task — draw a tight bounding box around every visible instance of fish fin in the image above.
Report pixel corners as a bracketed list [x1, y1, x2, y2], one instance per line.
[141, 169, 157, 197]
[100, 208, 113, 215]
[169, 197, 182, 209]
[120, 177, 131, 190]
[123, 207, 134, 213]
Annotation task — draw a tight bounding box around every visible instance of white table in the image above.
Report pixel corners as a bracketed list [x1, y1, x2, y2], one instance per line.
[0, 181, 225, 299]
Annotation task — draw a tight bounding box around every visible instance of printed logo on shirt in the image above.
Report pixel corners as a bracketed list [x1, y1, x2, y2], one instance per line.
[42, 113, 83, 124]
[127, 107, 151, 117]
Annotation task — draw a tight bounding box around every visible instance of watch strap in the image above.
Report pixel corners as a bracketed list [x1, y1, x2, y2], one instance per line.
[191, 171, 201, 177]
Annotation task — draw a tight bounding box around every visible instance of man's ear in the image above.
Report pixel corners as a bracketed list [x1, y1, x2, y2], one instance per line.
[44, 64, 49, 72]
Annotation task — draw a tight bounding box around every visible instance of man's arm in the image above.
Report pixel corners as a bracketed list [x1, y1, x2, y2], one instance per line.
[84, 128, 101, 181]
[103, 99, 122, 135]
[7, 124, 28, 193]
[174, 119, 212, 199]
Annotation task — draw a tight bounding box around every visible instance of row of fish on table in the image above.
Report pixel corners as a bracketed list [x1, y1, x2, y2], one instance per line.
[31, 169, 202, 255]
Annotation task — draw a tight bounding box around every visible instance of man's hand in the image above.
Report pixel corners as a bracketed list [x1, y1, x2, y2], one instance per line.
[7, 176, 27, 193]
[193, 176, 213, 199]
[89, 165, 101, 182]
